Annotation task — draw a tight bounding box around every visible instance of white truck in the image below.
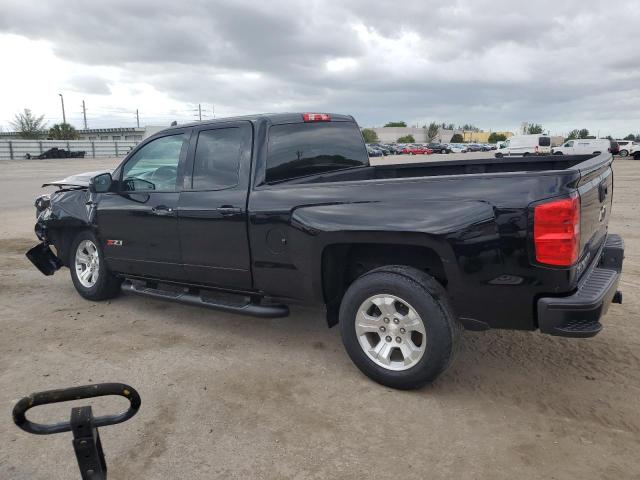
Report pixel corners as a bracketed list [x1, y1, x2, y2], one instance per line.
[495, 134, 552, 157]
[552, 139, 612, 156]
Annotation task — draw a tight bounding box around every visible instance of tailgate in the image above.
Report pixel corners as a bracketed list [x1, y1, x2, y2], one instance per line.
[578, 160, 613, 271]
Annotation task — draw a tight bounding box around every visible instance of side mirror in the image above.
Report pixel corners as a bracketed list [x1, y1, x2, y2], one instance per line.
[90, 173, 113, 193]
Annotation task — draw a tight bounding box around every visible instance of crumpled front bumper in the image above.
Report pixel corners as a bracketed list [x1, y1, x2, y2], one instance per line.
[537, 234, 624, 338]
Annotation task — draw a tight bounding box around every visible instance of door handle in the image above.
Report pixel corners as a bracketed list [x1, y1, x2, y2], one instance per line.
[216, 206, 242, 216]
[151, 205, 175, 216]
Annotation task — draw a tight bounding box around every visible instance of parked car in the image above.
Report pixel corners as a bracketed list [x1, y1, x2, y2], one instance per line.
[615, 140, 638, 157]
[466, 144, 484, 152]
[495, 135, 552, 157]
[448, 144, 467, 153]
[366, 146, 383, 157]
[402, 146, 433, 155]
[27, 112, 624, 390]
[551, 139, 612, 156]
[427, 143, 451, 154]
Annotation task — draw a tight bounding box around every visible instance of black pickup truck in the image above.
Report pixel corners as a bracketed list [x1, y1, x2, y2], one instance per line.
[27, 112, 624, 389]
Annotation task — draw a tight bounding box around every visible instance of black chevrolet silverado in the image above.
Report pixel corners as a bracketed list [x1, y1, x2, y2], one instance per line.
[27, 113, 624, 389]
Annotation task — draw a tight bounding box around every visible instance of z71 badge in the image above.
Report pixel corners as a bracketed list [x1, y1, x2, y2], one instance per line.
[106, 239, 123, 246]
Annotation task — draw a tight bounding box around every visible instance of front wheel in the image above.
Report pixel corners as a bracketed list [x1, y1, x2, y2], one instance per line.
[339, 266, 460, 389]
[553, 151, 563, 155]
[619, 149, 629, 157]
[69, 230, 122, 301]
[495, 152, 503, 158]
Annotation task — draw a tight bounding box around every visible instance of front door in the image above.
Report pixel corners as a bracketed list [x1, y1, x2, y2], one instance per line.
[97, 131, 190, 280]
[177, 122, 253, 288]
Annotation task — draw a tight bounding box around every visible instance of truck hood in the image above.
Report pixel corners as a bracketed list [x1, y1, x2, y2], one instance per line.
[42, 170, 111, 188]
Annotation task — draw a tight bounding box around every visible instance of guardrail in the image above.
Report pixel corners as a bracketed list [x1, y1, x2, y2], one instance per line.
[0, 140, 139, 160]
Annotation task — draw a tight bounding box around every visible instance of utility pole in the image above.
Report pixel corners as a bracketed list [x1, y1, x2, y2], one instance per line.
[198, 103, 202, 121]
[212, 104, 215, 119]
[58, 93, 66, 124]
[82, 100, 87, 129]
[136, 109, 140, 128]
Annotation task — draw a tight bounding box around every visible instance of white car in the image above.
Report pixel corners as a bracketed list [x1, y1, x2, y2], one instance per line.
[615, 140, 639, 157]
[552, 138, 612, 155]
[448, 144, 467, 153]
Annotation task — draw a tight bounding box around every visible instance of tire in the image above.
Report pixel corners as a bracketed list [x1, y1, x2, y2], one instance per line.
[553, 151, 563, 155]
[441, 149, 447, 154]
[523, 152, 530, 157]
[339, 266, 461, 390]
[593, 151, 601, 155]
[495, 152, 503, 158]
[69, 230, 122, 301]
[619, 149, 629, 157]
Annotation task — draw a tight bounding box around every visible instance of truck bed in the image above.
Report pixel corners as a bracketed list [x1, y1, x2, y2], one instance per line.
[284, 154, 594, 185]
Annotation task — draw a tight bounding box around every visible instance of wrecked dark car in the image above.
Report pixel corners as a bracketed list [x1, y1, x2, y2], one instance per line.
[27, 112, 624, 389]
[26, 147, 86, 160]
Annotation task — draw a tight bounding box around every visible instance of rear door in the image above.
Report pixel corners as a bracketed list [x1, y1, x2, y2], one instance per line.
[97, 130, 190, 280]
[177, 121, 253, 288]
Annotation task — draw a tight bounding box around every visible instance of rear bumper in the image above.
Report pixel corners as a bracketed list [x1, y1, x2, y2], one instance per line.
[537, 234, 624, 338]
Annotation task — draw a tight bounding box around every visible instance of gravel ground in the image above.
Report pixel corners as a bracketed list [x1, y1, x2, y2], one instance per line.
[0, 155, 639, 479]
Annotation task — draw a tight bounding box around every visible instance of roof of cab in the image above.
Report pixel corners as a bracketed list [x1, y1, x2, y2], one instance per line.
[162, 112, 356, 133]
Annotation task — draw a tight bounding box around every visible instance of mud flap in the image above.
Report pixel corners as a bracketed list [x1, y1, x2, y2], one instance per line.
[26, 243, 63, 276]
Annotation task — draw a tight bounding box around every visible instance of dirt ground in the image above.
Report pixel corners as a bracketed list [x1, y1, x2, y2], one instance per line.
[1, 155, 639, 479]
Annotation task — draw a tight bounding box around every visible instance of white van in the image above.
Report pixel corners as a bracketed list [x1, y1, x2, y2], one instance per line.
[494, 134, 552, 157]
[551, 139, 611, 155]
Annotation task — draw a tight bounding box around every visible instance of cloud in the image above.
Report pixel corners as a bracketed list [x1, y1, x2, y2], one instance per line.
[0, 0, 639, 135]
[66, 75, 111, 95]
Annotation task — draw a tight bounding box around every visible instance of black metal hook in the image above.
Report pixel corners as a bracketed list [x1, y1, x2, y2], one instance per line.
[12, 383, 141, 435]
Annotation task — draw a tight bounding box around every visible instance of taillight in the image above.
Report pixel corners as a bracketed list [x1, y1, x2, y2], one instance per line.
[534, 194, 580, 266]
[303, 113, 331, 122]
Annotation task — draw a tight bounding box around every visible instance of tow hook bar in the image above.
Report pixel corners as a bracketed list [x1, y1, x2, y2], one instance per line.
[12, 383, 141, 480]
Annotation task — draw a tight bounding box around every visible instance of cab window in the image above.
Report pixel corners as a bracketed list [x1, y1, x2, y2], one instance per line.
[121, 134, 186, 192]
[192, 128, 242, 190]
[564, 141, 574, 147]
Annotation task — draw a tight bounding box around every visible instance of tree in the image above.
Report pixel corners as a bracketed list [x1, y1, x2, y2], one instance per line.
[578, 128, 590, 139]
[426, 122, 439, 142]
[48, 123, 80, 140]
[440, 122, 455, 130]
[526, 123, 544, 134]
[361, 128, 379, 143]
[10, 109, 47, 139]
[488, 132, 508, 143]
[384, 121, 407, 127]
[460, 124, 479, 132]
[623, 134, 637, 141]
[397, 134, 415, 143]
[450, 133, 464, 143]
[566, 129, 580, 140]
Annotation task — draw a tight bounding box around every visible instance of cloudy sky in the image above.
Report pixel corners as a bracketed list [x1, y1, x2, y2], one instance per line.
[1, 0, 639, 136]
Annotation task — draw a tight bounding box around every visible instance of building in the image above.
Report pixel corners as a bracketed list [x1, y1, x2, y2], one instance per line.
[0, 125, 166, 141]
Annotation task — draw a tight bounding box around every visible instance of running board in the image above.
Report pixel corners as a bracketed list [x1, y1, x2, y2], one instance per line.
[121, 280, 289, 318]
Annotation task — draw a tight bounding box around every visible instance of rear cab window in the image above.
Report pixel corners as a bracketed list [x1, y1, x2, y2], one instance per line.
[266, 122, 368, 183]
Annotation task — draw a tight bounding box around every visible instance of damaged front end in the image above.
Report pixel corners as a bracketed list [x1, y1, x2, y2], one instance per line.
[27, 175, 102, 276]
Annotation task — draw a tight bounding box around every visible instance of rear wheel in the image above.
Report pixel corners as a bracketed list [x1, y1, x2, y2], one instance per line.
[619, 149, 629, 157]
[553, 151, 563, 155]
[523, 152, 530, 157]
[69, 230, 122, 301]
[339, 266, 460, 389]
[495, 152, 503, 158]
